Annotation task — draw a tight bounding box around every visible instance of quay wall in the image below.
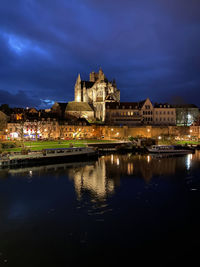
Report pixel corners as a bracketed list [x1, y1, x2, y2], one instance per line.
[98, 125, 189, 140]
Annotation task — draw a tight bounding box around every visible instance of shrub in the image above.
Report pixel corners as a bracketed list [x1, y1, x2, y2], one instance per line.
[1, 141, 22, 149]
[21, 148, 29, 155]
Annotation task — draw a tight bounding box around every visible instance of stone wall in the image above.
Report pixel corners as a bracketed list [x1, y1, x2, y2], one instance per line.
[99, 125, 189, 140]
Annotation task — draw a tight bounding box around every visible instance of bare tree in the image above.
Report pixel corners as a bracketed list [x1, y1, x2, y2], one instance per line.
[38, 120, 47, 139]
[59, 122, 65, 139]
[15, 121, 25, 147]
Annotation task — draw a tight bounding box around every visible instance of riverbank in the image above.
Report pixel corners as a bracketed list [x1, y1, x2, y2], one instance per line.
[1, 139, 200, 154]
[0, 147, 98, 168]
[0, 139, 117, 153]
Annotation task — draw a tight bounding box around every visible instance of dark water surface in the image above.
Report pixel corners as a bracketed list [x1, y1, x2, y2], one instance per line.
[0, 151, 200, 266]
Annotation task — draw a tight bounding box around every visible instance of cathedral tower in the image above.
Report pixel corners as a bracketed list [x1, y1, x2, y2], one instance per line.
[74, 74, 82, 102]
[83, 82, 88, 102]
[73, 68, 120, 122]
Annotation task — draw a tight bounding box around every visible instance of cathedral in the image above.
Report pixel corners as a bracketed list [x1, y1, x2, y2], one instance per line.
[74, 68, 120, 121]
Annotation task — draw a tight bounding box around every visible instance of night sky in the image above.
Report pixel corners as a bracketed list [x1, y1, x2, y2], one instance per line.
[0, 0, 200, 109]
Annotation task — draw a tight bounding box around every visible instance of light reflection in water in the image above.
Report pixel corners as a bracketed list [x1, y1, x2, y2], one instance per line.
[2, 151, 200, 202]
[0, 152, 200, 265]
[127, 163, 134, 175]
[186, 154, 193, 170]
[68, 157, 115, 200]
[111, 154, 114, 164]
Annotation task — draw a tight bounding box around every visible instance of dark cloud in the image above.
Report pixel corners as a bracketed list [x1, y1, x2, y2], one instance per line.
[0, 0, 199, 108]
[0, 89, 40, 107]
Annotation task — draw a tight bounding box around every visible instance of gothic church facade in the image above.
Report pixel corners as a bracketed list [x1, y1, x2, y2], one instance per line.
[74, 68, 120, 121]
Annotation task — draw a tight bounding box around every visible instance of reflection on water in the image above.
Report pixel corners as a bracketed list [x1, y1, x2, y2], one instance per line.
[1, 151, 200, 201]
[68, 157, 115, 200]
[186, 153, 193, 170]
[0, 151, 200, 265]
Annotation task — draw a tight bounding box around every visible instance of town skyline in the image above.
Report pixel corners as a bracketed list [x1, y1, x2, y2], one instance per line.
[0, 0, 200, 108]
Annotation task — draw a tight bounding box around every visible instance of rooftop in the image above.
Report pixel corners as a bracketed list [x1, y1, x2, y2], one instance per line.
[66, 102, 93, 112]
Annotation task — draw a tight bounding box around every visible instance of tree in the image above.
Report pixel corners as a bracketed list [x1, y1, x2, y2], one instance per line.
[0, 111, 7, 136]
[58, 122, 65, 139]
[0, 104, 11, 116]
[15, 121, 25, 147]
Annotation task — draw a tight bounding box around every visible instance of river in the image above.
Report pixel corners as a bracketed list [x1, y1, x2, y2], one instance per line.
[0, 151, 200, 266]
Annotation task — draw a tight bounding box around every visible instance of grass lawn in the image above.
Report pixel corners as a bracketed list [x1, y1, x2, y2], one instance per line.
[175, 140, 200, 145]
[158, 140, 200, 146]
[1, 139, 118, 152]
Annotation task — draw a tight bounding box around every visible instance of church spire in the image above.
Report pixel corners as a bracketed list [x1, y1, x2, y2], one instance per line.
[76, 73, 81, 84]
[99, 66, 103, 74]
